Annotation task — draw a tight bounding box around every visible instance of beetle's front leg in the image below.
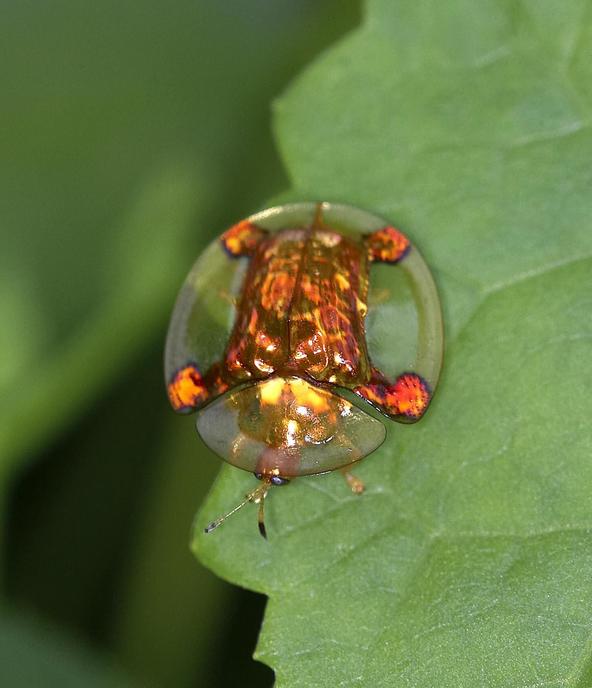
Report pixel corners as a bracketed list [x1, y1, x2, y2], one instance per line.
[340, 468, 365, 494]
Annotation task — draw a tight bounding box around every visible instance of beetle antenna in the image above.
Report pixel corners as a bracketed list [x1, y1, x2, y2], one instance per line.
[204, 482, 269, 534]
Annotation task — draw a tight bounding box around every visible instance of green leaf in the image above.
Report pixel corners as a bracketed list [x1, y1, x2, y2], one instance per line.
[0, 610, 135, 687]
[194, 1, 592, 685]
[0, 165, 201, 483]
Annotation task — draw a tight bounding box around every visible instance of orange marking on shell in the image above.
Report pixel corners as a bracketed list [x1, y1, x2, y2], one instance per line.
[258, 377, 331, 415]
[335, 273, 351, 291]
[247, 308, 258, 334]
[226, 346, 247, 373]
[355, 373, 430, 419]
[221, 220, 265, 256]
[367, 226, 410, 263]
[390, 373, 430, 418]
[300, 274, 322, 304]
[291, 318, 328, 373]
[260, 271, 296, 311]
[168, 364, 208, 411]
[254, 330, 279, 355]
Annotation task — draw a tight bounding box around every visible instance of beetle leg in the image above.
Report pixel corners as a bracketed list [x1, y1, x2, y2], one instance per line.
[220, 219, 268, 257]
[355, 372, 431, 422]
[365, 226, 410, 263]
[218, 288, 238, 307]
[341, 468, 365, 495]
[256, 488, 269, 539]
[367, 286, 392, 307]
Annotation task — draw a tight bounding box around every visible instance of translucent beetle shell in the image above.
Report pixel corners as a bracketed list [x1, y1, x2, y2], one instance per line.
[165, 202, 443, 533]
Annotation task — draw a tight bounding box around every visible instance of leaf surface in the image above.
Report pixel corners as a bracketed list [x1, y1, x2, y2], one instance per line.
[194, 1, 592, 685]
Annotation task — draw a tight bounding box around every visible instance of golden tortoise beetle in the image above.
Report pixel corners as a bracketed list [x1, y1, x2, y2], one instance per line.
[165, 202, 443, 536]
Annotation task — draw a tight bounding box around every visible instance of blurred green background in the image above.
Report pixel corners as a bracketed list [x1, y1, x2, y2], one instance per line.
[0, 2, 359, 685]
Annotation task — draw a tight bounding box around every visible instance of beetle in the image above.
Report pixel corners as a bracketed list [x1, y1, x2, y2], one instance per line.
[165, 202, 443, 536]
